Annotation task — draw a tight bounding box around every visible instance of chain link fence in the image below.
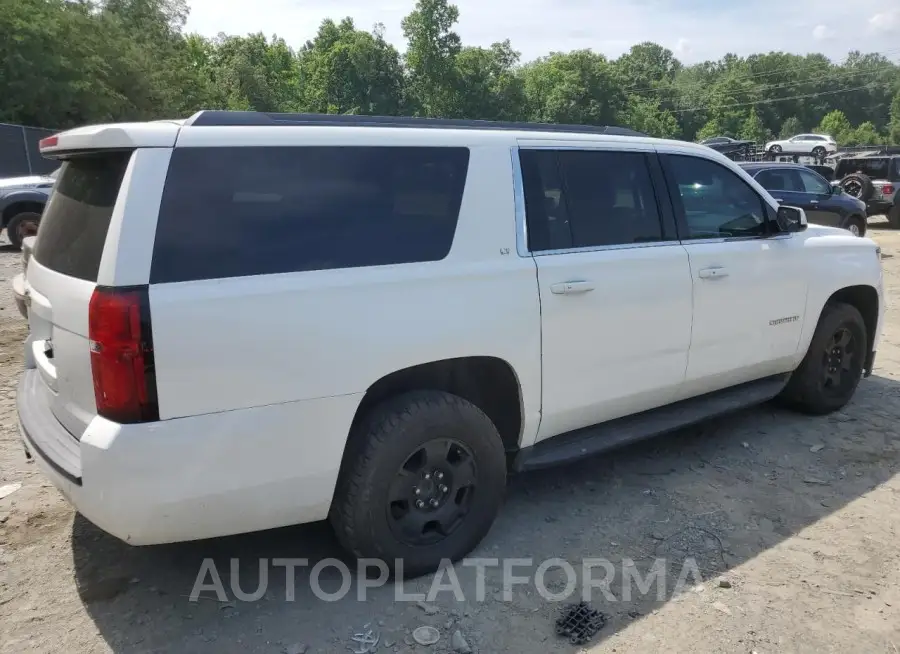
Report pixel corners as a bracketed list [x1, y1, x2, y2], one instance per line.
[0, 122, 58, 178]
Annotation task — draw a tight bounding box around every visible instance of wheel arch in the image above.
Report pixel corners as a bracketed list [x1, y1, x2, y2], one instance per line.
[824, 285, 879, 356]
[2, 198, 45, 226]
[349, 356, 525, 457]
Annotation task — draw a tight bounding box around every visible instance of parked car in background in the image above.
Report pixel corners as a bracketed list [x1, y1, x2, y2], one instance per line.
[832, 155, 900, 227]
[12, 236, 35, 317]
[0, 169, 57, 249]
[765, 134, 837, 157]
[805, 164, 835, 181]
[699, 136, 754, 157]
[740, 162, 868, 236]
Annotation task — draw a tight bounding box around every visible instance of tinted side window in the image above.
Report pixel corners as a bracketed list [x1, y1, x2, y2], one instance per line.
[33, 151, 131, 282]
[755, 169, 802, 192]
[558, 151, 664, 247]
[520, 149, 665, 251]
[150, 147, 469, 283]
[797, 169, 830, 194]
[667, 155, 767, 239]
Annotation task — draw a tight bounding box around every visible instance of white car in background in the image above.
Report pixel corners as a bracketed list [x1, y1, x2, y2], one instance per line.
[766, 134, 838, 157]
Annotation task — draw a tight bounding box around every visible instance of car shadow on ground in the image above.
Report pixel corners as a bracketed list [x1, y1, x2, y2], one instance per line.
[71, 373, 900, 653]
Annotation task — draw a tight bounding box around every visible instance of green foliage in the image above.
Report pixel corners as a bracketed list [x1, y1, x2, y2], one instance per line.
[695, 119, 724, 141]
[521, 50, 624, 125]
[739, 110, 771, 143]
[817, 110, 852, 142]
[843, 121, 883, 146]
[779, 117, 803, 138]
[890, 90, 900, 145]
[2, 0, 899, 143]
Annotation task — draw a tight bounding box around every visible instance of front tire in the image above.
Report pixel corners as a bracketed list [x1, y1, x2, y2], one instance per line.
[330, 391, 507, 577]
[769, 144, 782, 154]
[5, 211, 41, 250]
[846, 215, 866, 237]
[779, 302, 867, 415]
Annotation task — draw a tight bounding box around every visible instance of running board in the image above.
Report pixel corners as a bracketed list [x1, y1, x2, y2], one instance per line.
[513, 374, 790, 472]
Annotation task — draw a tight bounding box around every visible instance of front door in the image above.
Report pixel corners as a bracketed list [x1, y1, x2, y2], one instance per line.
[661, 153, 808, 392]
[517, 144, 694, 441]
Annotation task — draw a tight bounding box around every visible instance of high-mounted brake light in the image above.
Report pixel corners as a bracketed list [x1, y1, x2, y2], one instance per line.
[39, 135, 59, 150]
[88, 286, 158, 424]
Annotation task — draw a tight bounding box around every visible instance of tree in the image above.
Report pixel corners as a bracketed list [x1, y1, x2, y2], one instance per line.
[695, 118, 724, 141]
[454, 40, 525, 121]
[739, 109, 771, 143]
[401, 0, 462, 117]
[844, 121, 882, 146]
[779, 117, 802, 138]
[622, 97, 680, 138]
[890, 90, 900, 145]
[817, 110, 852, 142]
[521, 50, 624, 126]
[298, 19, 403, 115]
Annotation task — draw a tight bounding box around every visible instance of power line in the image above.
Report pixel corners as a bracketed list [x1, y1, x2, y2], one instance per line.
[621, 46, 900, 98]
[664, 66, 899, 109]
[671, 82, 895, 114]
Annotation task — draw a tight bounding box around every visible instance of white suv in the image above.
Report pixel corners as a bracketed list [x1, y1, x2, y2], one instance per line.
[17, 112, 884, 576]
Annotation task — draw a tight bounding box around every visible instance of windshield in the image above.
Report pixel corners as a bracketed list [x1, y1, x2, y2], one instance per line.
[48, 168, 60, 180]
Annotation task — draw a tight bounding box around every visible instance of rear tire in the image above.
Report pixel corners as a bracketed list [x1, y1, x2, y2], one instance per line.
[330, 390, 507, 578]
[6, 211, 41, 250]
[889, 204, 900, 229]
[812, 146, 826, 158]
[778, 302, 867, 415]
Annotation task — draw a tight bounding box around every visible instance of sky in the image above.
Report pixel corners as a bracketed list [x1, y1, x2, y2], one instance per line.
[184, 0, 900, 65]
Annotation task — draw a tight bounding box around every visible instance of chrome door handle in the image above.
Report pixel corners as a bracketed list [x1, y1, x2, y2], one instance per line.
[810, 200, 819, 205]
[698, 267, 729, 280]
[550, 281, 595, 295]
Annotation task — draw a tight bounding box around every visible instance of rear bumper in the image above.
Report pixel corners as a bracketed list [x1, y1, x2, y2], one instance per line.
[12, 272, 27, 318]
[17, 369, 361, 545]
[865, 200, 893, 215]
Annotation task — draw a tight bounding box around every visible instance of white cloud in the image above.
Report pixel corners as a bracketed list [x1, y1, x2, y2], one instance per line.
[868, 8, 900, 33]
[812, 24, 835, 40]
[183, 0, 900, 64]
[674, 38, 692, 57]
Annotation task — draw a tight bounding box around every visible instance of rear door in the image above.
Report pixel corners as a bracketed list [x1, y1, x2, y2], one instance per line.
[26, 152, 133, 437]
[518, 143, 693, 440]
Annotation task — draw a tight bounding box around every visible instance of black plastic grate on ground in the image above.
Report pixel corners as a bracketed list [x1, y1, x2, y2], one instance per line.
[555, 601, 607, 645]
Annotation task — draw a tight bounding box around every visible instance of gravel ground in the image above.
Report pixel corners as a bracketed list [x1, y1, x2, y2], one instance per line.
[1, 220, 900, 654]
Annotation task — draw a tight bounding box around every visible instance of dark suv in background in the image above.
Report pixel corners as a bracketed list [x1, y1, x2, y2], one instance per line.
[740, 162, 868, 236]
[833, 155, 900, 227]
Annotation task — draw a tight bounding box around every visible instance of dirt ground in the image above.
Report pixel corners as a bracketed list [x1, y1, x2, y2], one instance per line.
[2, 220, 900, 654]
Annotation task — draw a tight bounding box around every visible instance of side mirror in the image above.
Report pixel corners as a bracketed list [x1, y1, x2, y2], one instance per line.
[830, 184, 842, 195]
[776, 205, 808, 232]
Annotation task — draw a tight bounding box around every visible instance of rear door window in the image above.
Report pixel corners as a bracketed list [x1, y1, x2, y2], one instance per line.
[150, 146, 470, 283]
[32, 152, 131, 282]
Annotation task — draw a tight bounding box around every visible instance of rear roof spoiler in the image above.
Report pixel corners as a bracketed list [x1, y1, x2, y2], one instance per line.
[38, 122, 181, 158]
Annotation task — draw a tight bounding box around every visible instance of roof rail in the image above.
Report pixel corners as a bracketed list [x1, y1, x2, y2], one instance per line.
[184, 110, 647, 137]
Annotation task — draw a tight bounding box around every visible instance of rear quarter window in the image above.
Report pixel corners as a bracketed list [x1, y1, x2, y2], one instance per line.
[32, 152, 131, 282]
[150, 146, 470, 283]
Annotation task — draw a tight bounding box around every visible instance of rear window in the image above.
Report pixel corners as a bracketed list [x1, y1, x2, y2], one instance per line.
[32, 152, 131, 282]
[150, 146, 470, 283]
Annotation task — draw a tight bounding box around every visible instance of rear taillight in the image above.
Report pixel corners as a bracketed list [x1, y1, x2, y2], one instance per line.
[883, 185, 894, 196]
[39, 135, 58, 150]
[88, 286, 158, 424]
